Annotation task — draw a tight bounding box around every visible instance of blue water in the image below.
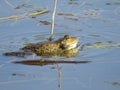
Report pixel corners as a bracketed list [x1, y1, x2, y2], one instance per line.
[0, 0, 120, 90]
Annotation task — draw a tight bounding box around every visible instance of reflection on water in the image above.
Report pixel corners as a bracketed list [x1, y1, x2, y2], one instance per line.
[57, 64, 62, 90]
[0, 0, 120, 90]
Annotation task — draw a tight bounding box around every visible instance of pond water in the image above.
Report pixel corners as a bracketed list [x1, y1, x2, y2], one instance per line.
[0, 0, 120, 90]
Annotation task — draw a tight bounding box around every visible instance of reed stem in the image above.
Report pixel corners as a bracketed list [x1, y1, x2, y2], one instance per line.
[49, 0, 57, 40]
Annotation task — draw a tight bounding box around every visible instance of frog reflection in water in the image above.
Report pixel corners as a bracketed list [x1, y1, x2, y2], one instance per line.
[4, 35, 79, 58]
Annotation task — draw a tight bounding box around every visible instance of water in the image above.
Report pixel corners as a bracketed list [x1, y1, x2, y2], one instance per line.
[0, 0, 120, 90]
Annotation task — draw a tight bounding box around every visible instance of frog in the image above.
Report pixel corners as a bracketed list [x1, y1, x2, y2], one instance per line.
[3, 35, 79, 58]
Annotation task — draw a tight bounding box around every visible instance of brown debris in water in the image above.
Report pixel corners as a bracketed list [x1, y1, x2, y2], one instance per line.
[13, 59, 91, 66]
[105, 81, 120, 86]
[58, 13, 74, 16]
[3, 52, 33, 57]
[39, 20, 81, 31]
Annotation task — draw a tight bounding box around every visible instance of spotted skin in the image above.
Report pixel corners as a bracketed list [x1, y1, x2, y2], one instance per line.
[4, 35, 79, 58]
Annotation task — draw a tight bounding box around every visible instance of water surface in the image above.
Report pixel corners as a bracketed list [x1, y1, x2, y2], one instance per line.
[0, 0, 120, 90]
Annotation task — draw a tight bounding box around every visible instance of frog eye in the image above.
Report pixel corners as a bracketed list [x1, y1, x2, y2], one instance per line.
[64, 35, 70, 40]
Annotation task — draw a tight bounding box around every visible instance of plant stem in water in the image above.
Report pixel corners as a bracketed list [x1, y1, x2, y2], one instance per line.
[49, 0, 57, 40]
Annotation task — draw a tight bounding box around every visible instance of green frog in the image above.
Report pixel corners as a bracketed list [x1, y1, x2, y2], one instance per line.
[3, 35, 79, 58]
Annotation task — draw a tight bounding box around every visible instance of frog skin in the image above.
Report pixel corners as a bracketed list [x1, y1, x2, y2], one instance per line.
[3, 35, 79, 58]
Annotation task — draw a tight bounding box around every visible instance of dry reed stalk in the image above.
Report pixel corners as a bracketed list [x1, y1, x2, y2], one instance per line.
[0, 9, 48, 22]
[49, 0, 57, 40]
